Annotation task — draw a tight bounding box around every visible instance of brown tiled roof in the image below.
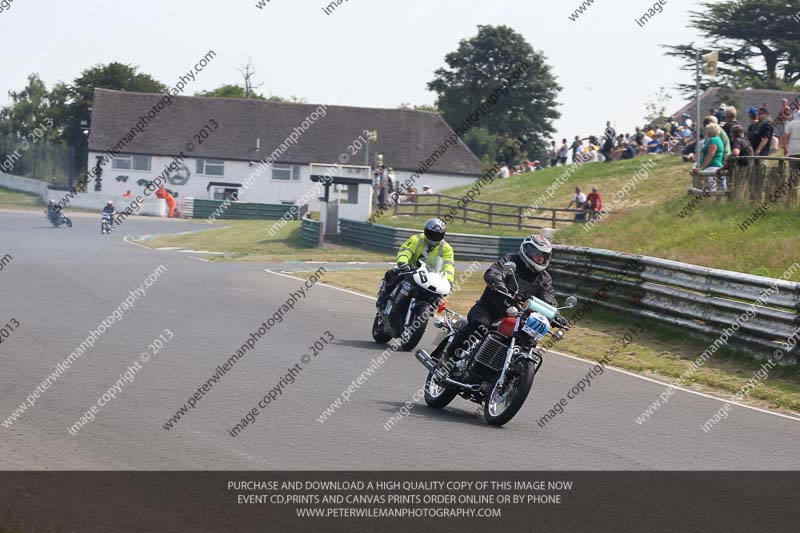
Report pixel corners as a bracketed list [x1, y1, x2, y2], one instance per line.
[88, 89, 483, 176]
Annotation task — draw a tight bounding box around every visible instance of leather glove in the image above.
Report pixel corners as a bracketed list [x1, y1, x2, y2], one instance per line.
[553, 314, 570, 329]
[397, 263, 413, 274]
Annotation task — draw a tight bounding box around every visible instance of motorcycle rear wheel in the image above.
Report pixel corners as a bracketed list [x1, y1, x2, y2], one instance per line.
[484, 360, 535, 427]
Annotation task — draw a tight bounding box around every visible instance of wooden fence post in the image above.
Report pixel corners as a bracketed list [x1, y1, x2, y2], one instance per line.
[488, 204, 493, 226]
[551, 209, 556, 228]
[517, 206, 522, 229]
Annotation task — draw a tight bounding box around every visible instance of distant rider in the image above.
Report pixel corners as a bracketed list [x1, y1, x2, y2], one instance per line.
[47, 199, 62, 221]
[376, 218, 455, 308]
[102, 201, 116, 228]
[439, 234, 567, 368]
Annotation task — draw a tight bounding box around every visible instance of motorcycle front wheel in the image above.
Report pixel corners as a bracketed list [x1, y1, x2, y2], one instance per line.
[65, 218, 73, 228]
[398, 311, 428, 352]
[423, 372, 457, 408]
[371, 313, 391, 343]
[484, 359, 536, 427]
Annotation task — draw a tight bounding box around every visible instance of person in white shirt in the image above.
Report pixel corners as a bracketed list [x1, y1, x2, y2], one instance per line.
[422, 185, 434, 194]
[567, 186, 588, 221]
[782, 117, 800, 181]
[499, 164, 510, 179]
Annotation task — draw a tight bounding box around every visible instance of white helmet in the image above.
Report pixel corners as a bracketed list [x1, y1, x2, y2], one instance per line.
[520, 234, 552, 272]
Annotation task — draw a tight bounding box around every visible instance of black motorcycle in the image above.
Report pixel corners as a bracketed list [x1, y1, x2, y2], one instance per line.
[415, 261, 577, 426]
[372, 263, 451, 351]
[46, 210, 72, 228]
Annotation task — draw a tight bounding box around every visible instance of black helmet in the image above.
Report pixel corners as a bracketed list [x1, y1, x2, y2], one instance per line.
[520, 234, 552, 272]
[424, 218, 446, 243]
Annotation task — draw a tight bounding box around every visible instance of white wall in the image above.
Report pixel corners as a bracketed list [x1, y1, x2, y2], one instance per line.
[0, 173, 50, 196]
[391, 170, 478, 195]
[88, 152, 480, 221]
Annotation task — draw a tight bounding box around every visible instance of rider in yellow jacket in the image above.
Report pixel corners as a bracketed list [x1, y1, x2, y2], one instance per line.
[376, 218, 455, 308]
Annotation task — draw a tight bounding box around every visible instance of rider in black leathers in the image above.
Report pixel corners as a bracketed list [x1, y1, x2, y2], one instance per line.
[440, 234, 567, 367]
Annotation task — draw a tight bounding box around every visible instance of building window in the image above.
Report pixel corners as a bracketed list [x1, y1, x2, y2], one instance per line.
[333, 183, 359, 204]
[272, 164, 301, 181]
[112, 154, 151, 171]
[196, 159, 225, 176]
[210, 186, 239, 201]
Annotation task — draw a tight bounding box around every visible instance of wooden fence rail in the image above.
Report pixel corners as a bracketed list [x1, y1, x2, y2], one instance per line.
[391, 193, 584, 230]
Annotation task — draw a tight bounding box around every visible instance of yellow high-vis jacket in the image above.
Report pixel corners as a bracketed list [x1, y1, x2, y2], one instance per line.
[396, 233, 455, 283]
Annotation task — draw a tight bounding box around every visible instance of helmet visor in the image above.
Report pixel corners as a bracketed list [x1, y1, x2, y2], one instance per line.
[522, 243, 550, 267]
[424, 228, 444, 242]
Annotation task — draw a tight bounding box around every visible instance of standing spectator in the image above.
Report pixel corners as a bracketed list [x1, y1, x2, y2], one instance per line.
[694, 123, 726, 191]
[547, 141, 558, 168]
[705, 116, 731, 160]
[727, 124, 754, 167]
[746, 107, 760, 148]
[601, 133, 614, 162]
[567, 186, 587, 208]
[557, 139, 569, 165]
[777, 98, 792, 145]
[567, 186, 587, 220]
[782, 115, 800, 181]
[722, 106, 739, 138]
[682, 113, 694, 130]
[714, 105, 727, 125]
[753, 107, 775, 157]
[570, 136, 582, 163]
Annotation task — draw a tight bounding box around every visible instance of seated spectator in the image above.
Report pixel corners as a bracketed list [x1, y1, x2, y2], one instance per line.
[693, 123, 726, 191]
[421, 184, 434, 194]
[584, 187, 603, 220]
[498, 163, 510, 179]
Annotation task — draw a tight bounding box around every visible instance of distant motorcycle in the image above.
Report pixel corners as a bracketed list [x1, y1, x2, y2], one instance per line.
[415, 261, 577, 427]
[372, 263, 451, 351]
[45, 210, 72, 228]
[101, 212, 114, 235]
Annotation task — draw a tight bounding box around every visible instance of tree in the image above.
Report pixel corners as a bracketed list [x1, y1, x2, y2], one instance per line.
[643, 86, 673, 125]
[62, 62, 166, 169]
[428, 25, 560, 160]
[199, 84, 256, 99]
[663, 0, 800, 94]
[461, 127, 498, 163]
[237, 59, 265, 99]
[398, 102, 440, 113]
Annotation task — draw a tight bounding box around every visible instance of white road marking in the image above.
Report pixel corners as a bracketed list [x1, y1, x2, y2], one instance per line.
[263, 269, 800, 424]
[123, 235, 153, 250]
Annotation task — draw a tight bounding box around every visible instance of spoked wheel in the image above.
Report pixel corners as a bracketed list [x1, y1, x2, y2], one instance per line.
[484, 360, 536, 427]
[371, 313, 391, 343]
[424, 372, 457, 408]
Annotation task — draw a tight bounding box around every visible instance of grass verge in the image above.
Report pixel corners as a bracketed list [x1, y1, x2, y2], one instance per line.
[136, 220, 393, 263]
[0, 186, 43, 210]
[321, 268, 800, 415]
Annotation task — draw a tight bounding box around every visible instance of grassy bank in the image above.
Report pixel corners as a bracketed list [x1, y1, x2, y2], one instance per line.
[0, 186, 43, 210]
[322, 268, 800, 415]
[137, 220, 393, 263]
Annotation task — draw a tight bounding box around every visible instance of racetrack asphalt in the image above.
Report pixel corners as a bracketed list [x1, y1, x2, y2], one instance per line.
[1, 209, 798, 470]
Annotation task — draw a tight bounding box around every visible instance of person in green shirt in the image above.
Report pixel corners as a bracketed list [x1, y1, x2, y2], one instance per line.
[694, 123, 726, 191]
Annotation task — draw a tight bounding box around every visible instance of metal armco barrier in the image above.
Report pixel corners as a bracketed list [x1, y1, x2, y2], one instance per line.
[300, 219, 323, 247]
[339, 219, 799, 361]
[190, 199, 296, 220]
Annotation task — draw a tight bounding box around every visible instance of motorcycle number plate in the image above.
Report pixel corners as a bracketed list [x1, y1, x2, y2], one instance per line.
[522, 324, 545, 340]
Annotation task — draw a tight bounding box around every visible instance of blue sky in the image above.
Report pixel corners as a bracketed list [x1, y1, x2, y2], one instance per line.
[0, 0, 700, 141]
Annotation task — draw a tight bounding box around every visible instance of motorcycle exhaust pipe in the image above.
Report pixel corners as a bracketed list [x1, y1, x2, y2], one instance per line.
[415, 350, 437, 371]
[415, 350, 481, 393]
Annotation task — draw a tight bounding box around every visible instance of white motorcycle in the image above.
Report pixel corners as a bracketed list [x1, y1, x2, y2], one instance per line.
[372, 263, 451, 351]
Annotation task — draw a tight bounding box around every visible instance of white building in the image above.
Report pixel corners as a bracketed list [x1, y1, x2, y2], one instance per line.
[86, 89, 483, 220]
